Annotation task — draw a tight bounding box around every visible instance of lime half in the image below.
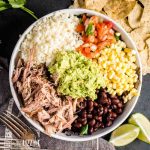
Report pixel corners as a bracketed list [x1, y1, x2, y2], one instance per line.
[109, 124, 140, 146]
[128, 113, 150, 144]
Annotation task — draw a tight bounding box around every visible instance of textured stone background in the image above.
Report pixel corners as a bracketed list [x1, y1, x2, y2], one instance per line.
[0, 0, 150, 149]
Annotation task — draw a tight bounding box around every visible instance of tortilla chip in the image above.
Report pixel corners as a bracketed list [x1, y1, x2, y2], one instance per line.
[128, 3, 143, 29]
[145, 38, 150, 66]
[146, 38, 150, 48]
[130, 27, 150, 51]
[71, 0, 85, 8]
[85, 0, 108, 11]
[70, 0, 79, 8]
[139, 49, 150, 75]
[116, 18, 132, 33]
[104, 0, 136, 19]
[100, 10, 107, 15]
[139, 0, 146, 4]
[139, 0, 150, 24]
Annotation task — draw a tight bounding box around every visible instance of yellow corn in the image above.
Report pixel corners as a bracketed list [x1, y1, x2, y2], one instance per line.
[98, 40, 138, 103]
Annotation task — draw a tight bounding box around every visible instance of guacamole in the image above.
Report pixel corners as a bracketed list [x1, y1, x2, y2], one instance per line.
[49, 51, 105, 99]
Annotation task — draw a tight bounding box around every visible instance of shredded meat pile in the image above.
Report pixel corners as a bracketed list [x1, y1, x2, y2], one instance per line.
[12, 54, 77, 135]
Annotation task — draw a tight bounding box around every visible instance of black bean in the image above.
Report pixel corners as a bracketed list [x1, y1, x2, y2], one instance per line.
[108, 109, 112, 113]
[98, 106, 103, 115]
[93, 109, 97, 115]
[98, 111, 103, 116]
[100, 98, 108, 104]
[74, 123, 82, 128]
[111, 112, 117, 118]
[101, 92, 107, 98]
[107, 98, 111, 105]
[97, 108, 100, 113]
[107, 115, 115, 121]
[94, 122, 100, 128]
[107, 113, 112, 118]
[102, 89, 107, 93]
[82, 119, 87, 126]
[110, 95, 117, 99]
[89, 107, 94, 112]
[81, 111, 87, 118]
[88, 127, 94, 134]
[112, 99, 120, 105]
[107, 116, 113, 121]
[112, 104, 117, 110]
[73, 88, 124, 135]
[106, 121, 112, 127]
[88, 100, 94, 108]
[77, 118, 82, 122]
[117, 102, 123, 108]
[87, 113, 93, 119]
[93, 102, 98, 107]
[100, 123, 105, 128]
[95, 116, 102, 122]
[82, 109, 87, 114]
[93, 127, 98, 132]
[99, 105, 103, 110]
[116, 108, 122, 114]
[103, 107, 108, 114]
[88, 119, 96, 126]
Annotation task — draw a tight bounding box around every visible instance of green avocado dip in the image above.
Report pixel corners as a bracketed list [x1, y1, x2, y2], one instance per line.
[48, 51, 105, 100]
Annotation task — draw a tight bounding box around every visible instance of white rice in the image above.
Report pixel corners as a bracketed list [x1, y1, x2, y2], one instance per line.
[20, 12, 83, 65]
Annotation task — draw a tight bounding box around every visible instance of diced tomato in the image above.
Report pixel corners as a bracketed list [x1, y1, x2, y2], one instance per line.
[82, 43, 90, 48]
[87, 49, 99, 59]
[76, 15, 116, 59]
[84, 19, 89, 27]
[82, 14, 87, 23]
[94, 38, 98, 44]
[82, 35, 87, 42]
[81, 49, 89, 57]
[96, 23, 109, 41]
[87, 35, 95, 43]
[84, 47, 91, 53]
[76, 24, 84, 32]
[94, 30, 98, 36]
[89, 16, 99, 25]
[76, 45, 83, 52]
[97, 39, 112, 51]
[109, 29, 114, 35]
[107, 33, 115, 40]
[101, 35, 107, 41]
[104, 21, 113, 29]
[90, 44, 97, 51]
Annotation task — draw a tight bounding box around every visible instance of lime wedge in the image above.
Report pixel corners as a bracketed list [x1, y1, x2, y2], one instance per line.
[109, 124, 140, 146]
[128, 113, 150, 144]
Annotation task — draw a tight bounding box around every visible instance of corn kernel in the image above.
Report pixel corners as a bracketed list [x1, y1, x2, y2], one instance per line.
[98, 40, 138, 102]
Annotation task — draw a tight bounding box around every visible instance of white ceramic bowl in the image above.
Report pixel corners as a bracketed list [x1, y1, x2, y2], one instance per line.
[9, 9, 142, 142]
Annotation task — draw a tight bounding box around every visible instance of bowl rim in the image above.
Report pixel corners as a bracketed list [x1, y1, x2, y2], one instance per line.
[9, 8, 142, 142]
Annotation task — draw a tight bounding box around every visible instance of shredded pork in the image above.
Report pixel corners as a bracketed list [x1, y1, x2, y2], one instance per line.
[12, 52, 77, 136]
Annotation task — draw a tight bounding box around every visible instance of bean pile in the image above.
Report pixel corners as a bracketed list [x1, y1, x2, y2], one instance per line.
[72, 88, 124, 135]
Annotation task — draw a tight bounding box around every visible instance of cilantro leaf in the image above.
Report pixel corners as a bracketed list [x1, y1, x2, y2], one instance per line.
[8, 0, 38, 20]
[86, 23, 94, 36]
[0, 0, 10, 11]
[8, 0, 26, 8]
[115, 35, 120, 41]
[21, 6, 38, 19]
[80, 124, 88, 135]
